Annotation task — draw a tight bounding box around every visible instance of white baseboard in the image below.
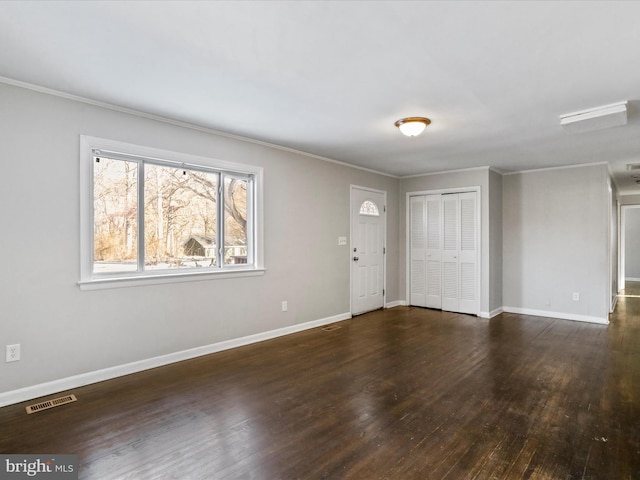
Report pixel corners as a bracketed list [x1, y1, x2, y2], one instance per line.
[626, 277, 640, 282]
[611, 295, 618, 313]
[385, 300, 407, 308]
[0, 312, 352, 408]
[502, 306, 609, 325]
[479, 307, 504, 319]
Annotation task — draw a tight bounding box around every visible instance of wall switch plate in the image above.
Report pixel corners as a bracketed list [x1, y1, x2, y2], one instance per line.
[282, 301, 288, 312]
[338, 236, 347, 246]
[572, 292, 580, 301]
[6, 344, 20, 362]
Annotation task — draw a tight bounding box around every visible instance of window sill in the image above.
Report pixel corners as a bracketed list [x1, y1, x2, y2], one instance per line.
[78, 268, 266, 291]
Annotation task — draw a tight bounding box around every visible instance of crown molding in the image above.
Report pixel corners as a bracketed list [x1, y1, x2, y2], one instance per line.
[0, 76, 399, 179]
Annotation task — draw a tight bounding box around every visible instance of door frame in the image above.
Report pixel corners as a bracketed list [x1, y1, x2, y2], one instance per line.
[350, 185, 387, 315]
[405, 186, 481, 315]
[619, 203, 640, 292]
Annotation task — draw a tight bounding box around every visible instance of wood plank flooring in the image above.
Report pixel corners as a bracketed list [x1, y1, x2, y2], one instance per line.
[2, 289, 640, 479]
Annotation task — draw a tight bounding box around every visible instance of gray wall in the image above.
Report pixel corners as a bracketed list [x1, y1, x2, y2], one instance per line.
[503, 164, 610, 321]
[489, 169, 503, 313]
[620, 194, 640, 205]
[0, 83, 400, 394]
[625, 207, 640, 280]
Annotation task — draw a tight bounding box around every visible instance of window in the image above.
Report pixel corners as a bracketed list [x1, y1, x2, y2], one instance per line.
[80, 136, 264, 289]
[359, 200, 380, 216]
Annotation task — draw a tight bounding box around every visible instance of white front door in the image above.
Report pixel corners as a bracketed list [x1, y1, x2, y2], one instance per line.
[351, 187, 386, 315]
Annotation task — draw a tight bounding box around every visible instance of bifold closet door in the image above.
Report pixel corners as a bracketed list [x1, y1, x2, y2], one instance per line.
[425, 195, 442, 308]
[441, 194, 460, 312]
[410, 195, 442, 308]
[457, 192, 478, 314]
[442, 192, 478, 314]
[410, 191, 477, 315]
[410, 196, 427, 307]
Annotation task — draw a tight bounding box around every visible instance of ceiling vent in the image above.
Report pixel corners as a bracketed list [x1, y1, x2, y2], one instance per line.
[560, 101, 628, 133]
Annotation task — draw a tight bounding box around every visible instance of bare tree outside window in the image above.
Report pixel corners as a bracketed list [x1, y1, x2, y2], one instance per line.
[92, 156, 249, 274]
[144, 164, 218, 270]
[93, 157, 138, 273]
[225, 177, 248, 264]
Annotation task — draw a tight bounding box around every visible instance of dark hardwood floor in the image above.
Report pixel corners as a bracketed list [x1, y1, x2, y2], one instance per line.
[2, 288, 640, 479]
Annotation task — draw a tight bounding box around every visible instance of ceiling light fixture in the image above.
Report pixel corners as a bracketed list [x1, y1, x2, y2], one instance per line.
[395, 117, 431, 137]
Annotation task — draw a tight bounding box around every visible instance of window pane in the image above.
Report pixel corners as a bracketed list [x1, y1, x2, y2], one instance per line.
[93, 157, 138, 273]
[224, 176, 248, 265]
[144, 165, 218, 270]
[359, 200, 380, 216]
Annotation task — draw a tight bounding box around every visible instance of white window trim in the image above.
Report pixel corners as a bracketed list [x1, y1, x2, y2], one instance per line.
[79, 135, 264, 290]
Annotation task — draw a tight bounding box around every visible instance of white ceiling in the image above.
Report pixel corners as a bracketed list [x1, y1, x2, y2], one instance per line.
[2, 1, 640, 193]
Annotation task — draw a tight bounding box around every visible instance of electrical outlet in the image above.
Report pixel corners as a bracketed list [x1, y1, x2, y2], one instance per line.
[6, 344, 20, 363]
[282, 301, 288, 312]
[572, 292, 580, 301]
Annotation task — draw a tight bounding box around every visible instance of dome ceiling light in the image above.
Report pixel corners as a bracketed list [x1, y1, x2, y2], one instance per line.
[394, 117, 431, 137]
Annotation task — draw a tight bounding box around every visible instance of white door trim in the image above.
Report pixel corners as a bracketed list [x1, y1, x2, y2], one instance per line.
[620, 203, 640, 292]
[405, 186, 481, 315]
[350, 185, 387, 315]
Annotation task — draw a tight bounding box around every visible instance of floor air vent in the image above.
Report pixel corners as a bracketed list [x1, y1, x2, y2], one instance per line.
[26, 395, 77, 414]
[322, 324, 342, 332]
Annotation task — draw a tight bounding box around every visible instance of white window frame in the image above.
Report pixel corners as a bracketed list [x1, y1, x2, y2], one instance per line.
[79, 135, 264, 290]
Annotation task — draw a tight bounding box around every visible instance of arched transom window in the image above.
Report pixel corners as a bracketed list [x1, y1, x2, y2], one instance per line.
[359, 200, 380, 216]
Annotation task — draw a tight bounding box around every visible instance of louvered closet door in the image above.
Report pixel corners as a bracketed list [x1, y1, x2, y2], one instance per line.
[409, 191, 477, 315]
[441, 194, 460, 312]
[410, 196, 427, 307]
[458, 192, 478, 314]
[425, 195, 442, 308]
